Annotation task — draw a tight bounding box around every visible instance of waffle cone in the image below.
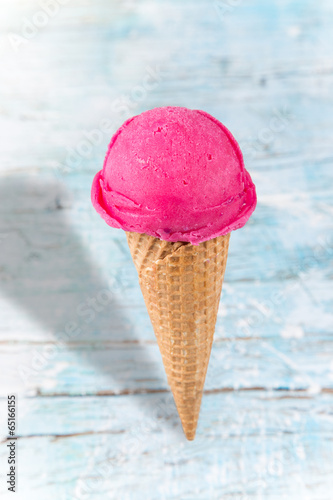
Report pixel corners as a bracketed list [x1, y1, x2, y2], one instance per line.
[126, 231, 230, 440]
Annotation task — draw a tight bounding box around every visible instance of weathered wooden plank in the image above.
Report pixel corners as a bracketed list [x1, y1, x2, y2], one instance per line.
[0, 392, 333, 499]
[1, 272, 332, 342]
[1, 335, 333, 398]
[0, 0, 333, 174]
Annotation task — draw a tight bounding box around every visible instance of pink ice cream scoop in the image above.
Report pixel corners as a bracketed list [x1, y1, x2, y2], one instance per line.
[91, 106, 256, 244]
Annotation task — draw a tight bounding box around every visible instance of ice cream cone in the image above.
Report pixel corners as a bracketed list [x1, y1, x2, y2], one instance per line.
[91, 107, 257, 439]
[126, 231, 230, 440]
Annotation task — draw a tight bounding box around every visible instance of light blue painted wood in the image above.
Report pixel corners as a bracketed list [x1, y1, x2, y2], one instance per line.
[0, 0, 333, 498]
[1, 392, 333, 500]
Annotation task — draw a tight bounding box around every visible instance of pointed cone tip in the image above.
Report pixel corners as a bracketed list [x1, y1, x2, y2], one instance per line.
[184, 429, 196, 441]
[177, 403, 201, 441]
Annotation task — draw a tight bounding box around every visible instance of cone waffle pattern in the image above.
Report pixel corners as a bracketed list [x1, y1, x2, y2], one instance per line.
[126, 232, 230, 440]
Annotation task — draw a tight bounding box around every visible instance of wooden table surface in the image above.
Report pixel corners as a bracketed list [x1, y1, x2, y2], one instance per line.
[1, 0, 333, 498]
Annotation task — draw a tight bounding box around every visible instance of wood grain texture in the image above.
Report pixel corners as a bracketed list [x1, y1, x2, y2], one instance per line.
[0, 0, 333, 498]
